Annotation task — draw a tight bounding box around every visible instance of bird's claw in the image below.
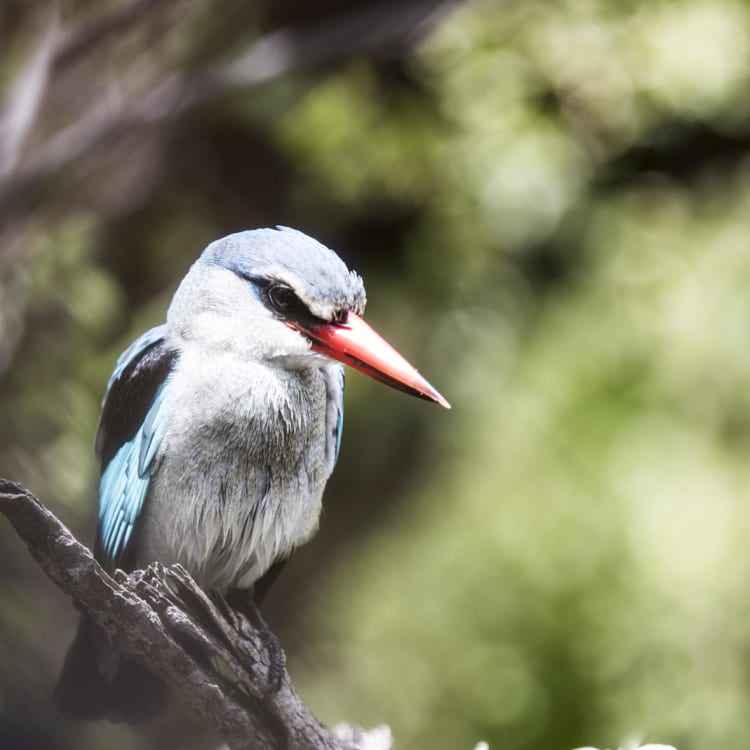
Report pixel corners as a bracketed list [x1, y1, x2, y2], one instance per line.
[226, 590, 286, 697]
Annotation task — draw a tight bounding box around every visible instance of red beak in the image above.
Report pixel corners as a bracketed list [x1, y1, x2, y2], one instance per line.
[290, 312, 450, 408]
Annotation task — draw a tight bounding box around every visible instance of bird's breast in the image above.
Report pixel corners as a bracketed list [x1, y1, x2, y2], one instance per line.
[135, 348, 332, 590]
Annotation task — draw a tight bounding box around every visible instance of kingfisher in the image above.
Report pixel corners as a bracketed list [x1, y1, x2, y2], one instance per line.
[55, 227, 449, 722]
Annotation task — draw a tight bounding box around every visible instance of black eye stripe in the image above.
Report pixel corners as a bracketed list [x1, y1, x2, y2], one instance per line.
[267, 284, 303, 314]
[240, 274, 332, 328]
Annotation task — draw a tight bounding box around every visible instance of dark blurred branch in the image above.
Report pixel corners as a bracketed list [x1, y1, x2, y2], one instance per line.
[0, 0, 166, 179]
[54, 0, 169, 69]
[0, 0, 455, 219]
[0, 479, 369, 750]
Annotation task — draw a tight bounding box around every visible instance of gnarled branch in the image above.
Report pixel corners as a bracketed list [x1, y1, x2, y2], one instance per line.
[0, 478, 380, 750]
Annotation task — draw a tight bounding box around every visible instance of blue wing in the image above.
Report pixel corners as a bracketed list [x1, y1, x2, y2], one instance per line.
[94, 326, 177, 571]
[323, 365, 345, 472]
[97, 382, 168, 569]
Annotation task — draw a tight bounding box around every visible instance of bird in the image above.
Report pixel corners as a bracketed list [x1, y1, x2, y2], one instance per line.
[55, 226, 449, 722]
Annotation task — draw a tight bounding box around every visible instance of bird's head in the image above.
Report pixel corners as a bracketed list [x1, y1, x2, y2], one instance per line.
[168, 227, 449, 408]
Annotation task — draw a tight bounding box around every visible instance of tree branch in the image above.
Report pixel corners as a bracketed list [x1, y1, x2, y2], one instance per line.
[0, 478, 375, 750]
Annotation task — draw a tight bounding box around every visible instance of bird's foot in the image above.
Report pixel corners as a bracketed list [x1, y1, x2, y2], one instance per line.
[226, 590, 286, 697]
[247, 603, 286, 696]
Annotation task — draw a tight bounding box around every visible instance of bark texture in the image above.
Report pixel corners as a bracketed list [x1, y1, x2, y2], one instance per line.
[0, 478, 355, 750]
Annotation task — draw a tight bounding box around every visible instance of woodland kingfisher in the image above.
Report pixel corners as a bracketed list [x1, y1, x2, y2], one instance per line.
[55, 226, 449, 722]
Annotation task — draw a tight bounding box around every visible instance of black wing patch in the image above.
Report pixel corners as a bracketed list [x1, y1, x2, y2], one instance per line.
[95, 325, 177, 469]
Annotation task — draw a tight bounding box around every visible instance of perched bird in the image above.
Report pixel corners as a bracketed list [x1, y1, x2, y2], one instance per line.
[55, 227, 449, 722]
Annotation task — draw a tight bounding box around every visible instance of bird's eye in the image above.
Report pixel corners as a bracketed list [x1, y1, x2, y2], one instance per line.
[267, 284, 300, 314]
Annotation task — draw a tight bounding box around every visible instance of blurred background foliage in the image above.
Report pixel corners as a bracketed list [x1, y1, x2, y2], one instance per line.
[1, 0, 749, 748]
